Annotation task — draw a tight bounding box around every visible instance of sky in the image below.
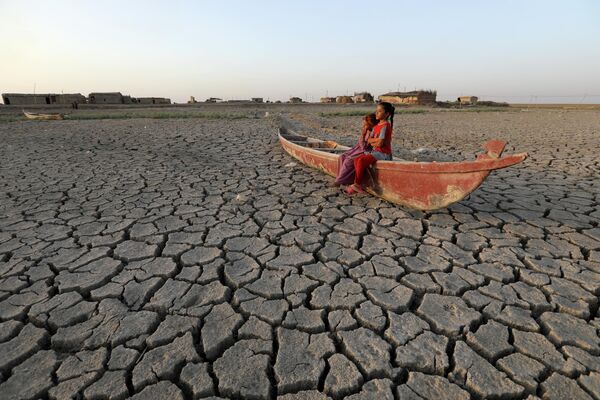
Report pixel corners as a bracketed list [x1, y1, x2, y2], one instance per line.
[1, 0, 599, 104]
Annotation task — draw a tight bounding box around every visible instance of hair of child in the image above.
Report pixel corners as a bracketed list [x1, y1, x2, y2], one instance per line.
[363, 113, 378, 130]
[378, 101, 395, 127]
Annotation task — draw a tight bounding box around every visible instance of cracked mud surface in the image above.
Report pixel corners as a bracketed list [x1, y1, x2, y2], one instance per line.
[1, 107, 599, 399]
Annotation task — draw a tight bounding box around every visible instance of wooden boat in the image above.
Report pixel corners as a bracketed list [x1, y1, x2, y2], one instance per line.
[279, 127, 528, 210]
[23, 111, 64, 121]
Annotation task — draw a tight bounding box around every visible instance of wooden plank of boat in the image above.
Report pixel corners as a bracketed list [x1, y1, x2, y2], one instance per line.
[23, 111, 64, 121]
[278, 127, 528, 210]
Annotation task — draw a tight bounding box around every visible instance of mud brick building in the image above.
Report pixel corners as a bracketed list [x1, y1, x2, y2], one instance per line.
[320, 97, 336, 103]
[55, 93, 87, 104]
[352, 92, 374, 103]
[336, 96, 354, 104]
[2, 93, 86, 105]
[137, 97, 171, 105]
[88, 92, 126, 104]
[458, 96, 478, 105]
[2, 93, 46, 105]
[123, 95, 137, 104]
[379, 90, 437, 105]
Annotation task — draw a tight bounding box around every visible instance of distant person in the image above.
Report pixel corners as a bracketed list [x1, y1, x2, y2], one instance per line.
[333, 113, 378, 186]
[345, 102, 395, 195]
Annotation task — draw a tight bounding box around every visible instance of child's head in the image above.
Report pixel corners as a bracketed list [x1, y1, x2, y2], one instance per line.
[363, 113, 378, 130]
[376, 102, 395, 126]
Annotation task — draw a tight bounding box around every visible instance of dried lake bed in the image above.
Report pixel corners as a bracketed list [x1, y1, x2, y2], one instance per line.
[0, 104, 599, 399]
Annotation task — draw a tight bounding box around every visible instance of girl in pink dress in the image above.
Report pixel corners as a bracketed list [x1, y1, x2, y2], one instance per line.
[334, 113, 378, 186]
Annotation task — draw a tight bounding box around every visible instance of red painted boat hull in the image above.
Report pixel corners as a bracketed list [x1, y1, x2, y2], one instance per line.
[279, 128, 528, 210]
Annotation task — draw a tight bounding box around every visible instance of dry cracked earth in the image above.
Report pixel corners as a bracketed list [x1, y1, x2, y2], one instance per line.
[0, 108, 599, 400]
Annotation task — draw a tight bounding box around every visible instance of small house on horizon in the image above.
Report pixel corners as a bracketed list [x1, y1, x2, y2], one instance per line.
[458, 96, 478, 105]
[336, 96, 354, 104]
[320, 97, 336, 103]
[353, 92, 374, 103]
[378, 90, 437, 105]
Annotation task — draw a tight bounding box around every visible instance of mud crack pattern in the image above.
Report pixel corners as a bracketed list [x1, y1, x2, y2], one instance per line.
[0, 110, 599, 400]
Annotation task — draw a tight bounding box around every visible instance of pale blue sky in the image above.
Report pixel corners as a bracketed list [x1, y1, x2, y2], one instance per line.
[1, 0, 599, 103]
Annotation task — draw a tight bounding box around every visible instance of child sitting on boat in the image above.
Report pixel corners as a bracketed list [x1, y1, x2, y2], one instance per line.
[345, 102, 395, 195]
[333, 113, 378, 186]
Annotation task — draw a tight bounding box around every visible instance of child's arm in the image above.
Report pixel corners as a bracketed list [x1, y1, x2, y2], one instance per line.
[367, 137, 384, 147]
[367, 124, 387, 147]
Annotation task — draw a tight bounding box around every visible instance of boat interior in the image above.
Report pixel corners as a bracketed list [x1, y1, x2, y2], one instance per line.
[280, 129, 349, 153]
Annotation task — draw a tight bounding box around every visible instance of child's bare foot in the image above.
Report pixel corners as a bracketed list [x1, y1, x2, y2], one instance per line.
[344, 184, 364, 195]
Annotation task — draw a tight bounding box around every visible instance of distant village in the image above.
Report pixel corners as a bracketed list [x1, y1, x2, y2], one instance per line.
[1, 92, 171, 106]
[1, 90, 482, 106]
[195, 91, 480, 105]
